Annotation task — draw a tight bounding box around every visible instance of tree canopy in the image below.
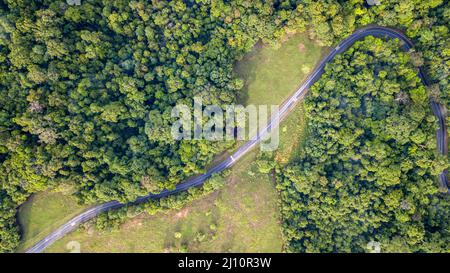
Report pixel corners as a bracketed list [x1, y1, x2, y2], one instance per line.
[277, 37, 449, 253]
[0, 0, 449, 252]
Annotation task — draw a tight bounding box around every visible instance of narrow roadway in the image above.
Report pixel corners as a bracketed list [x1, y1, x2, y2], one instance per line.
[25, 25, 449, 253]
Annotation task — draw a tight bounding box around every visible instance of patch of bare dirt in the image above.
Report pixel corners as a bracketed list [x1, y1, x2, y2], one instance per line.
[298, 43, 306, 53]
[175, 208, 189, 219]
[121, 213, 145, 231]
[87, 226, 95, 236]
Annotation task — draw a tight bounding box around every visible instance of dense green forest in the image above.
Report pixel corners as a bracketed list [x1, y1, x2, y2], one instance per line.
[0, 0, 449, 252]
[276, 37, 449, 252]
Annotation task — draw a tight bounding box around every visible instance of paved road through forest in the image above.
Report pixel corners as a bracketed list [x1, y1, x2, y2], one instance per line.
[25, 25, 449, 253]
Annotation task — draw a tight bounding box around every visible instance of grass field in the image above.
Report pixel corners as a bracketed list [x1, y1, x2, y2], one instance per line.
[17, 33, 326, 253]
[45, 151, 282, 253]
[16, 191, 89, 252]
[235, 33, 327, 107]
[235, 33, 327, 163]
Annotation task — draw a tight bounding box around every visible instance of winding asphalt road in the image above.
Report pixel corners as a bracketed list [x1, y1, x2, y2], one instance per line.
[25, 25, 449, 253]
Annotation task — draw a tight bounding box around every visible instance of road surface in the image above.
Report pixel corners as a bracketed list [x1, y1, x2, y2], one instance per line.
[25, 25, 449, 253]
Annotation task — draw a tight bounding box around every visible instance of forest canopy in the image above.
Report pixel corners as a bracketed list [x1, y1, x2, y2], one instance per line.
[0, 0, 449, 252]
[277, 37, 449, 252]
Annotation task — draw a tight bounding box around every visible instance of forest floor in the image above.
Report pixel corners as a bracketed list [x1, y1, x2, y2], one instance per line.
[16, 32, 327, 253]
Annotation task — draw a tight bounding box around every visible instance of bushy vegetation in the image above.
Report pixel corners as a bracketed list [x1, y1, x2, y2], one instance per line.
[93, 172, 228, 232]
[276, 37, 449, 252]
[0, 0, 449, 252]
[0, 0, 284, 252]
[46, 155, 282, 253]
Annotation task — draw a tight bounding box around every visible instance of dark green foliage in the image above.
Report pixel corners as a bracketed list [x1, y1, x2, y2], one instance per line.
[0, 0, 284, 252]
[0, 0, 449, 252]
[277, 37, 449, 253]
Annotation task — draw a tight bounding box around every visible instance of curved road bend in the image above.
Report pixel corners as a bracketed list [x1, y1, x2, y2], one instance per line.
[25, 26, 449, 253]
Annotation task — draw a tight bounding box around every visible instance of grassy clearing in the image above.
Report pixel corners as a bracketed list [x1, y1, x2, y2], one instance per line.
[235, 33, 326, 163]
[46, 151, 282, 253]
[18, 33, 325, 253]
[16, 191, 89, 252]
[235, 33, 327, 107]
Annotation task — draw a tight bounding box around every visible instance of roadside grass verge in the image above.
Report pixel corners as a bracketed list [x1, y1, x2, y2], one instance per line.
[16, 191, 89, 252]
